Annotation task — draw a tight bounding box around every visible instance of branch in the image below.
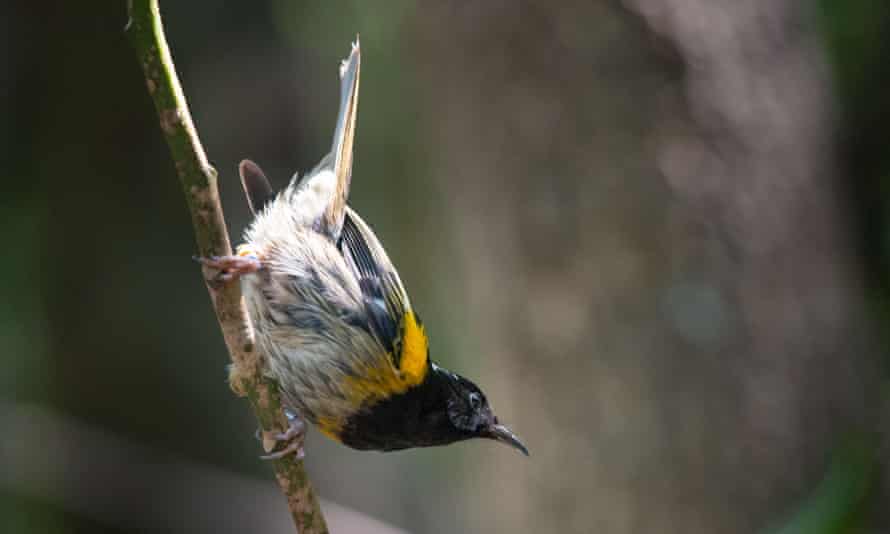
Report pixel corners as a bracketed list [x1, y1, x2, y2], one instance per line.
[126, 2, 329, 532]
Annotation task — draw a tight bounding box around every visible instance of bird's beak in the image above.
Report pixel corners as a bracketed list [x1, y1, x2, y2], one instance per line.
[484, 424, 529, 456]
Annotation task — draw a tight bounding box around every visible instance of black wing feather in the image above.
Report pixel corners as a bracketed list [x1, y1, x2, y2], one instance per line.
[358, 278, 398, 347]
[339, 212, 403, 357]
[341, 214, 380, 280]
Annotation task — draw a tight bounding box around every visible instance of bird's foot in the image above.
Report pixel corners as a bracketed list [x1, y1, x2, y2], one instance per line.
[193, 250, 261, 287]
[259, 410, 306, 461]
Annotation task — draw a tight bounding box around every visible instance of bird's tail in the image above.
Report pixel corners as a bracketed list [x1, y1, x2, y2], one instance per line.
[239, 159, 275, 215]
[251, 40, 360, 237]
[322, 38, 361, 237]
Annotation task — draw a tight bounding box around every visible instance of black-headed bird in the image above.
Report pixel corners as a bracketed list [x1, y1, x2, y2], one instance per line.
[199, 40, 527, 458]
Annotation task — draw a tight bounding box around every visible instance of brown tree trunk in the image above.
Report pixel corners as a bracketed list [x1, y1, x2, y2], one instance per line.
[414, 1, 879, 532]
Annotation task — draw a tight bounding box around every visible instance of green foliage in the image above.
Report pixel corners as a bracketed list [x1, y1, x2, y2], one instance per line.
[765, 438, 876, 534]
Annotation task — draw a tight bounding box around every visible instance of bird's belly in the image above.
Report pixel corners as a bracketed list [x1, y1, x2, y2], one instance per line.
[238, 262, 395, 440]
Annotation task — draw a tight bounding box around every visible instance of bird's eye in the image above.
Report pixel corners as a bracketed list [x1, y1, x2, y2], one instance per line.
[468, 392, 481, 410]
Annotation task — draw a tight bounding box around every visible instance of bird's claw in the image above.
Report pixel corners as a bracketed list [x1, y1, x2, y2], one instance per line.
[193, 254, 261, 287]
[260, 439, 306, 461]
[259, 410, 307, 461]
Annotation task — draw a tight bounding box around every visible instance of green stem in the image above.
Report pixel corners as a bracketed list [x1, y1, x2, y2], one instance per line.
[126, 2, 329, 532]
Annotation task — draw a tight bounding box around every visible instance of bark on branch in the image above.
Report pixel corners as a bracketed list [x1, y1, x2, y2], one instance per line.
[126, 2, 328, 532]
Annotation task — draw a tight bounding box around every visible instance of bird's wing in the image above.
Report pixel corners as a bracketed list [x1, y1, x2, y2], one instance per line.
[339, 208, 428, 381]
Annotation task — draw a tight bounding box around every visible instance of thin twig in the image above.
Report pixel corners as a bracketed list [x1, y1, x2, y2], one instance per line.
[126, 2, 329, 532]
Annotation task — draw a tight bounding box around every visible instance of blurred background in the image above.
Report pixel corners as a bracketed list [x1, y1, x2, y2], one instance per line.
[2, 1, 890, 532]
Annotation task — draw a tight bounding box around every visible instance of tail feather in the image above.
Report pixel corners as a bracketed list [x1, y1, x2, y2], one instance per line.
[323, 38, 361, 237]
[273, 39, 361, 237]
[239, 159, 275, 214]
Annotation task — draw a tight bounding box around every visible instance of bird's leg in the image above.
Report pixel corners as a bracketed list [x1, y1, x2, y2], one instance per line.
[194, 247, 261, 286]
[260, 409, 307, 461]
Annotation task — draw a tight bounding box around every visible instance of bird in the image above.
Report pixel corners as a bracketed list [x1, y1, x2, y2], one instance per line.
[198, 39, 527, 459]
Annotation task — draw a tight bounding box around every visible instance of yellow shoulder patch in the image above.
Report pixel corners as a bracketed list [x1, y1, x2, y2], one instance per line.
[322, 310, 429, 438]
[315, 416, 345, 441]
[399, 311, 428, 385]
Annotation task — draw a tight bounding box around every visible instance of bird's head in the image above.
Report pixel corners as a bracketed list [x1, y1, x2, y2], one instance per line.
[433, 364, 528, 456]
